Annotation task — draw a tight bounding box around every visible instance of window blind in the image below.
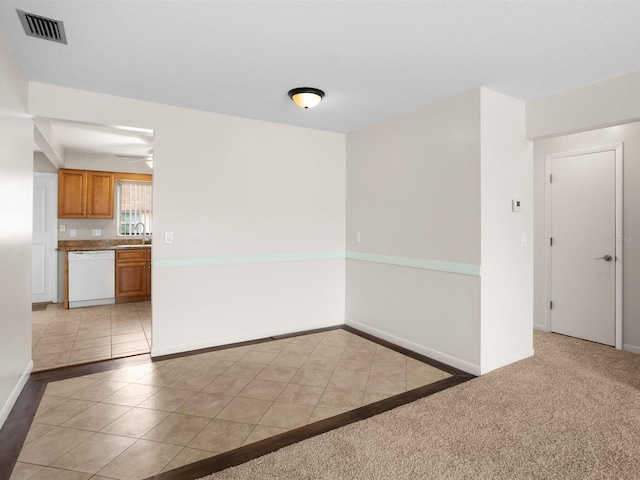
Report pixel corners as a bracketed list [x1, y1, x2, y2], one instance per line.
[116, 182, 153, 236]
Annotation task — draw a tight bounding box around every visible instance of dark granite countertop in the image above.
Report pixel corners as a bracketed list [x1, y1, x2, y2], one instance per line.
[57, 239, 152, 252]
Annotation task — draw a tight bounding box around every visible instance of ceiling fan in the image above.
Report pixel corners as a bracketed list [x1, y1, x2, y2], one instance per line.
[115, 147, 154, 168]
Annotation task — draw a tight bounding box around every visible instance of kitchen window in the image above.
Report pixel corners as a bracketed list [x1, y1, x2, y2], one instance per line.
[116, 181, 153, 236]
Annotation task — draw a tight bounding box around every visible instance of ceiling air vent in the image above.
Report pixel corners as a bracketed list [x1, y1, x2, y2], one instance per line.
[17, 9, 67, 44]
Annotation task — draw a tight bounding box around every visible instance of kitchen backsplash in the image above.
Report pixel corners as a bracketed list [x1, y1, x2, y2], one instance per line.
[58, 218, 122, 240]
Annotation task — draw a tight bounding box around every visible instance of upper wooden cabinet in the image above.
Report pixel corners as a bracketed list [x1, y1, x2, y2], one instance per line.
[58, 169, 114, 219]
[58, 169, 86, 218]
[86, 171, 114, 218]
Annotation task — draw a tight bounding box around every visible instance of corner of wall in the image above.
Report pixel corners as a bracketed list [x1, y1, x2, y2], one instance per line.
[345, 318, 482, 376]
[480, 89, 534, 374]
[0, 37, 34, 429]
[345, 88, 483, 375]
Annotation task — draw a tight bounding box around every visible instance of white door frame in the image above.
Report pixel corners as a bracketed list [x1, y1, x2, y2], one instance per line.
[33, 172, 58, 303]
[544, 143, 623, 349]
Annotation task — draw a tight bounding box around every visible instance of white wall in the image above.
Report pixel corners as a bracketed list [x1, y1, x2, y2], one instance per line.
[0, 38, 33, 427]
[29, 82, 346, 356]
[480, 89, 534, 373]
[527, 70, 640, 353]
[533, 122, 640, 352]
[33, 151, 57, 173]
[28, 81, 538, 375]
[526, 70, 640, 140]
[346, 90, 483, 373]
[345, 88, 534, 375]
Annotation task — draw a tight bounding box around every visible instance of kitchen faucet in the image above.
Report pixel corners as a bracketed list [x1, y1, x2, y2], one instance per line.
[134, 222, 147, 244]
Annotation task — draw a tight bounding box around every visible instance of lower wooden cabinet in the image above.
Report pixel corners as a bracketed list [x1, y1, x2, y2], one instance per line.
[115, 248, 151, 303]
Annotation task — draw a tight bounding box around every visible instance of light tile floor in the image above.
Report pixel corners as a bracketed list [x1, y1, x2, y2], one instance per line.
[32, 302, 152, 371]
[12, 329, 450, 480]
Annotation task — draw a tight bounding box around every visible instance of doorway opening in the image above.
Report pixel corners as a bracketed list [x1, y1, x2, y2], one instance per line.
[31, 118, 154, 371]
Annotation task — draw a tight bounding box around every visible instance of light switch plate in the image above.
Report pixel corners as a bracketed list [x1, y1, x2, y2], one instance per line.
[59, 224, 66, 232]
[164, 231, 174, 244]
[512, 199, 521, 212]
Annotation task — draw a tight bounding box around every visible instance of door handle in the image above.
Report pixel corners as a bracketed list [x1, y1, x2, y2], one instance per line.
[595, 255, 613, 262]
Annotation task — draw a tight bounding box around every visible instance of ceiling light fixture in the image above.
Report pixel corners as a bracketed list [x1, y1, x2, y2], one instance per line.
[288, 87, 325, 109]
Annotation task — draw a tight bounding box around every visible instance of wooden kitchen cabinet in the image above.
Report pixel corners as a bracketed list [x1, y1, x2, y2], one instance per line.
[58, 169, 114, 219]
[58, 169, 86, 218]
[86, 171, 114, 218]
[115, 248, 151, 303]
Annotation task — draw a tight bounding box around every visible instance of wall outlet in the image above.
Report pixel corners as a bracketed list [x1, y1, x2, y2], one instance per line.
[59, 224, 66, 232]
[92, 229, 102, 237]
[520, 232, 527, 247]
[70, 229, 77, 238]
[164, 231, 174, 244]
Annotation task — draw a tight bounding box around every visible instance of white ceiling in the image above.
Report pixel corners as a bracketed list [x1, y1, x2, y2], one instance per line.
[2, 1, 640, 133]
[44, 119, 153, 158]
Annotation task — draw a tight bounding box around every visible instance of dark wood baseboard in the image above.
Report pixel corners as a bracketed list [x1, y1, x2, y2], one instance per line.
[0, 325, 474, 480]
[144, 325, 475, 480]
[342, 325, 473, 378]
[144, 375, 469, 480]
[0, 380, 46, 480]
[153, 324, 344, 363]
[31, 353, 152, 383]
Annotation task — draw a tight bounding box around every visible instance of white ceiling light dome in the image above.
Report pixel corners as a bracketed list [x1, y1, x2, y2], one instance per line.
[288, 87, 325, 109]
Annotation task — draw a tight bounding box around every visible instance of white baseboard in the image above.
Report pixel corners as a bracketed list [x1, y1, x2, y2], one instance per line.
[623, 344, 640, 355]
[345, 318, 481, 376]
[152, 321, 345, 357]
[0, 360, 33, 429]
[533, 323, 548, 332]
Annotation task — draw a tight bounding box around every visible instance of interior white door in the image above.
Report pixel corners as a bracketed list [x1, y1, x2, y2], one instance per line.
[32, 173, 57, 303]
[550, 150, 616, 346]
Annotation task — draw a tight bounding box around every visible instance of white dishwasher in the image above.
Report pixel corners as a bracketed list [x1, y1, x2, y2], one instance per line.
[68, 250, 115, 308]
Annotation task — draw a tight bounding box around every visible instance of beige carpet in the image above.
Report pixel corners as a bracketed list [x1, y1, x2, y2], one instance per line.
[198, 331, 640, 480]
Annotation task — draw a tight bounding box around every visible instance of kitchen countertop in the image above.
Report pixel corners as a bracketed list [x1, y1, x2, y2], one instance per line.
[58, 239, 151, 252]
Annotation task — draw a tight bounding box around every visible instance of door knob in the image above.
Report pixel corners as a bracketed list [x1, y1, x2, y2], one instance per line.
[595, 255, 613, 262]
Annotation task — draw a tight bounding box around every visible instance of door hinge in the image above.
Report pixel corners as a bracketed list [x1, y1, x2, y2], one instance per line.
[550, 174, 553, 183]
[550, 237, 553, 246]
[550, 301, 553, 310]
